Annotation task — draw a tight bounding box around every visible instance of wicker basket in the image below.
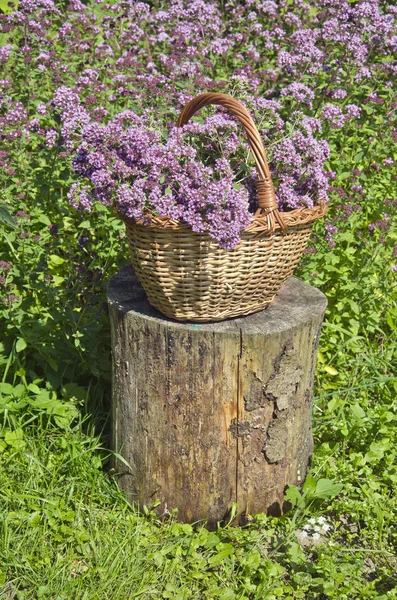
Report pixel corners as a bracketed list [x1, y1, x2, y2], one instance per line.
[123, 93, 326, 322]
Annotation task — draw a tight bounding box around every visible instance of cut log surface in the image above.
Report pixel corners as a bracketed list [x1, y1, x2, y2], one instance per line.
[108, 266, 327, 526]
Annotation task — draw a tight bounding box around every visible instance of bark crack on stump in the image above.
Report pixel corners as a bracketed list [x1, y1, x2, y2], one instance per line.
[263, 408, 289, 464]
[235, 327, 244, 514]
[262, 343, 303, 464]
[263, 342, 303, 412]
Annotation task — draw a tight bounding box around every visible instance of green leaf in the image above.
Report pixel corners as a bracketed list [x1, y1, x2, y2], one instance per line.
[386, 310, 395, 329]
[286, 541, 305, 563]
[61, 383, 87, 402]
[312, 479, 343, 499]
[365, 439, 390, 462]
[48, 359, 58, 372]
[52, 403, 79, 429]
[28, 383, 41, 394]
[11, 384, 25, 397]
[0, 205, 16, 228]
[28, 511, 41, 527]
[203, 532, 220, 548]
[78, 220, 91, 229]
[208, 543, 234, 566]
[48, 255, 65, 266]
[4, 428, 25, 449]
[218, 590, 235, 600]
[0, 382, 14, 395]
[15, 338, 27, 353]
[302, 474, 317, 496]
[284, 485, 303, 507]
[324, 365, 338, 376]
[0, 0, 17, 11]
[351, 403, 366, 421]
[51, 275, 65, 286]
[37, 214, 51, 226]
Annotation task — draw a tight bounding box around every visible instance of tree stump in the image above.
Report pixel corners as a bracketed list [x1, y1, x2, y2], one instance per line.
[108, 266, 327, 527]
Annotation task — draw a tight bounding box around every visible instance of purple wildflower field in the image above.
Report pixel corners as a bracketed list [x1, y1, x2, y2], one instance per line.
[1, 0, 396, 247]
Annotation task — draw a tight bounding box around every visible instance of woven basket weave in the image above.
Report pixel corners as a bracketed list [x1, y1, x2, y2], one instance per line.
[123, 93, 326, 322]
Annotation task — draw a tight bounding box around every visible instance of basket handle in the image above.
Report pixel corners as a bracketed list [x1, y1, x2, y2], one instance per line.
[176, 93, 287, 232]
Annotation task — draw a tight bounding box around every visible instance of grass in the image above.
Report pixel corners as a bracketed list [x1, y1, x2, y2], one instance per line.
[0, 195, 396, 598]
[1, 250, 397, 598]
[0, 189, 396, 598]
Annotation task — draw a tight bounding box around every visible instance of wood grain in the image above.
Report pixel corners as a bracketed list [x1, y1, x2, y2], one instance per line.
[108, 266, 327, 526]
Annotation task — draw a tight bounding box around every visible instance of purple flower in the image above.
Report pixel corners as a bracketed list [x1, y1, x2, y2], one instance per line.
[322, 104, 346, 128]
[28, 118, 40, 131]
[325, 222, 338, 243]
[3, 102, 28, 126]
[52, 86, 80, 112]
[0, 45, 13, 64]
[330, 89, 347, 99]
[7, 294, 20, 304]
[345, 104, 362, 119]
[281, 83, 314, 107]
[45, 128, 57, 148]
[17, 210, 30, 219]
[18, 0, 60, 15]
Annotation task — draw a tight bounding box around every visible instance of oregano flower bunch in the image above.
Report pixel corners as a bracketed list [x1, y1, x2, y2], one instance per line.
[54, 86, 330, 249]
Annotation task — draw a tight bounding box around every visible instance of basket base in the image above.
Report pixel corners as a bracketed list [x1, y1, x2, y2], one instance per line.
[147, 293, 277, 322]
[125, 221, 314, 322]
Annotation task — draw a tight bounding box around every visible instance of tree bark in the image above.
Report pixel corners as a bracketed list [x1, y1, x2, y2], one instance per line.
[108, 266, 327, 527]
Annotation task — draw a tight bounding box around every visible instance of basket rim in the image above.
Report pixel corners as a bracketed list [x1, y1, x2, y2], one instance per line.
[121, 201, 327, 236]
